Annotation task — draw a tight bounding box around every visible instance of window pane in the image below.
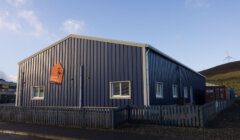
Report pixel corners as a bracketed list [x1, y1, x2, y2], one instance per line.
[32, 87, 44, 99]
[33, 87, 38, 97]
[156, 83, 163, 98]
[160, 84, 163, 97]
[112, 83, 120, 95]
[156, 84, 160, 93]
[173, 85, 178, 98]
[184, 87, 188, 98]
[121, 82, 130, 96]
[39, 88, 44, 97]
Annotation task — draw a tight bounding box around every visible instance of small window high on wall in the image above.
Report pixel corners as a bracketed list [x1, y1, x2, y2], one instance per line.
[31, 86, 44, 100]
[184, 87, 188, 98]
[110, 81, 131, 99]
[172, 84, 178, 98]
[156, 82, 163, 98]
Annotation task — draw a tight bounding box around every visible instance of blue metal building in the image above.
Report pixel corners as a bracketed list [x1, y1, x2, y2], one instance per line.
[16, 34, 205, 107]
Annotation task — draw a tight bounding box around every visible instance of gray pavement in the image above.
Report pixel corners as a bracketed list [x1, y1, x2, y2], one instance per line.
[0, 133, 47, 140]
[0, 122, 163, 140]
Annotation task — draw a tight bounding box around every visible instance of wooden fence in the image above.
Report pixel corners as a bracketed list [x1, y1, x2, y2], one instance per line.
[129, 99, 237, 127]
[0, 99, 236, 129]
[130, 105, 201, 127]
[0, 106, 116, 129]
[199, 99, 236, 127]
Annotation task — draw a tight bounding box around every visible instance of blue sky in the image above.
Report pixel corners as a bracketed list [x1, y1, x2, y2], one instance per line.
[0, 0, 240, 81]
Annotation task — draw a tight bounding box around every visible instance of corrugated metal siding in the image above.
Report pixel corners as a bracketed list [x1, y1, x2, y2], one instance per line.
[148, 49, 205, 105]
[18, 37, 144, 107]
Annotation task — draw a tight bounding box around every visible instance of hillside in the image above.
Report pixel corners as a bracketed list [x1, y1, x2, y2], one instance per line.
[200, 61, 240, 95]
[200, 61, 240, 77]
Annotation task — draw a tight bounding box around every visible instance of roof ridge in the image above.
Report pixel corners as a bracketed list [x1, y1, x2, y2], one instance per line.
[19, 34, 147, 64]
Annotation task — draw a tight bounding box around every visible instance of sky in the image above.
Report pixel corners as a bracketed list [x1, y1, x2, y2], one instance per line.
[0, 0, 240, 82]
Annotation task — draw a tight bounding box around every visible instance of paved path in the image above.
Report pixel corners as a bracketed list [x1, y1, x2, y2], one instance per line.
[0, 133, 46, 140]
[0, 122, 163, 140]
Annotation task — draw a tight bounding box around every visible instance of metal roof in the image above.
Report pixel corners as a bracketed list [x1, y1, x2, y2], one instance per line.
[18, 34, 205, 78]
[146, 45, 205, 78]
[18, 34, 146, 64]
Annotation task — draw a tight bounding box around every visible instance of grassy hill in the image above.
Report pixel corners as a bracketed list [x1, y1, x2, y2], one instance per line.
[200, 61, 240, 95]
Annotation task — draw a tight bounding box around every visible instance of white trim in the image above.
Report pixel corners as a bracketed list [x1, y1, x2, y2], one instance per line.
[15, 66, 19, 106]
[71, 34, 146, 48]
[156, 82, 164, 99]
[109, 81, 131, 99]
[142, 46, 149, 106]
[31, 86, 45, 100]
[146, 50, 150, 106]
[31, 97, 44, 100]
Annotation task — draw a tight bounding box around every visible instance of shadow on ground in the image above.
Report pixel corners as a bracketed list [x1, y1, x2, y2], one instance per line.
[116, 99, 240, 140]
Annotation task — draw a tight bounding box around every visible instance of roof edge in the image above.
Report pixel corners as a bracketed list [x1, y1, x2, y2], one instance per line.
[18, 34, 72, 64]
[70, 34, 146, 48]
[147, 45, 206, 78]
[18, 34, 147, 64]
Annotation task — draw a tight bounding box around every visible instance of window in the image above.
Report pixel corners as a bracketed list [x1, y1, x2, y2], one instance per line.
[184, 87, 188, 98]
[172, 84, 178, 98]
[156, 82, 163, 98]
[110, 81, 131, 99]
[190, 86, 193, 95]
[32, 86, 44, 100]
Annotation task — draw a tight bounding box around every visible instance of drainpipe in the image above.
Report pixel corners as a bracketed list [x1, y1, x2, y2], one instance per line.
[146, 49, 150, 106]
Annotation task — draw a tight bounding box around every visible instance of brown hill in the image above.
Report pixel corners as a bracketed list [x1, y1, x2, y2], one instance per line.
[200, 61, 240, 96]
[200, 61, 240, 77]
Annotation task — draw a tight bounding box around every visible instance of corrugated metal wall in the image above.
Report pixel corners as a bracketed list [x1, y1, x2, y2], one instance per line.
[17, 37, 144, 107]
[147, 49, 205, 105]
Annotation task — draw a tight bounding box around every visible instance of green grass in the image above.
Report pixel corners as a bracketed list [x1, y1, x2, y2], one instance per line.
[206, 71, 240, 96]
[208, 71, 240, 81]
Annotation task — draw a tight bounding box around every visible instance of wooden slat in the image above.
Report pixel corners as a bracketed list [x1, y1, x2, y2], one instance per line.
[0, 99, 236, 129]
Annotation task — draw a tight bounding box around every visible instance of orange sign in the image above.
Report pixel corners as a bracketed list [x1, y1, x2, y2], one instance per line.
[50, 63, 64, 84]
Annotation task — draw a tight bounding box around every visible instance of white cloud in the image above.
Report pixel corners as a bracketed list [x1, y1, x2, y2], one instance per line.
[5, 0, 28, 7]
[3, 0, 49, 38]
[62, 19, 85, 34]
[185, 0, 211, 8]
[0, 70, 8, 81]
[0, 70, 16, 82]
[8, 75, 17, 82]
[18, 10, 48, 37]
[3, 0, 86, 38]
[0, 11, 21, 32]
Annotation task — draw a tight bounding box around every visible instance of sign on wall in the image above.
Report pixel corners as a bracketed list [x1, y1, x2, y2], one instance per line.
[50, 63, 64, 84]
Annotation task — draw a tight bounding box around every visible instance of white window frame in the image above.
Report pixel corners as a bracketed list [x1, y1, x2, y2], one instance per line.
[172, 84, 178, 98]
[184, 86, 188, 98]
[156, 82, 163, 98]
[110, 81, 131, 99]
[31, 86, 44, 100]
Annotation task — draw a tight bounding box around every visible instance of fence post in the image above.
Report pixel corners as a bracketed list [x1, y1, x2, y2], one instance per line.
[111, 109, 115, 130]
[198, 106, 204, 127]
[127, 105, 131, 123]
